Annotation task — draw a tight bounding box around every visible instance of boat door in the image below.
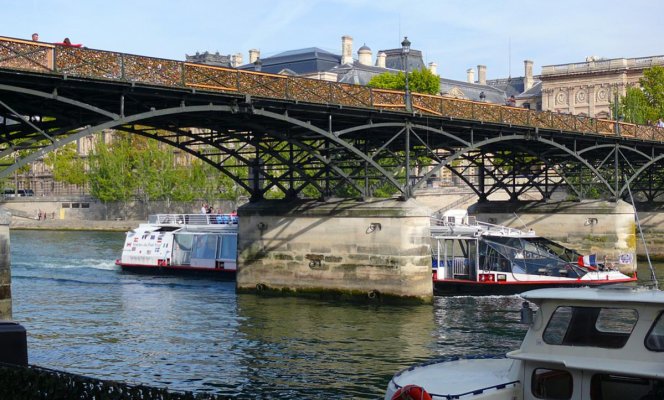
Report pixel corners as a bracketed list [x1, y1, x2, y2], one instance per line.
[432, 236, 478, 280]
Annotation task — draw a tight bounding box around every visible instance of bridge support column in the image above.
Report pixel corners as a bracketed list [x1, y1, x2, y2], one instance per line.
[0, 211, 11, 319]
[469, 200, 636, 273]
[236, 198, 433, 303]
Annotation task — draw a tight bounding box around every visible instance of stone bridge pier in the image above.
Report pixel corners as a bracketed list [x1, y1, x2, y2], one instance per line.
[236, 198, 433, 303]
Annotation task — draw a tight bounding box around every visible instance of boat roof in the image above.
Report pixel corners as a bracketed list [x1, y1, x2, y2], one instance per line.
[521, 286, 664, 305]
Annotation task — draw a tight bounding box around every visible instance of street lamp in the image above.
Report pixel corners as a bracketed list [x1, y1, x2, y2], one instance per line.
[401, 36, 412, 112]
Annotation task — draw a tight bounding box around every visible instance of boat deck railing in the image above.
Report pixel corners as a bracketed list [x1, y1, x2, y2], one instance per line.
[148, 213, 238, 226]
[430, 216, 534, 237]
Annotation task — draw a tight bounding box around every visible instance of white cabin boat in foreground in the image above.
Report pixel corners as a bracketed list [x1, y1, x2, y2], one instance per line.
[385, 286, 664, 400]
[116, 213, 238, 279]
[430, 210, 636, 295]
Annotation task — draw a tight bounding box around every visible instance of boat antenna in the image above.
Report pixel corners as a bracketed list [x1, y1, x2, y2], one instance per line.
[625, 175, 658, 289]
[513, 212, 528, 231]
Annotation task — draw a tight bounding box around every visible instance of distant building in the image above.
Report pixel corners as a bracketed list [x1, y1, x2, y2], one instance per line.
[238, 47, 341, 75]
[538, 55, 664, 118]
[185, 51, 233, 68]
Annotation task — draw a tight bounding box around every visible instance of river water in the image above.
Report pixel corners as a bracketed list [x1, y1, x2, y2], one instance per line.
[9, 230, 664, 399]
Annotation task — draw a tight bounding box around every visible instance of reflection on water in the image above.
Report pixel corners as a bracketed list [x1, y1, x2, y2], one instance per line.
[9, 230, 663, 399]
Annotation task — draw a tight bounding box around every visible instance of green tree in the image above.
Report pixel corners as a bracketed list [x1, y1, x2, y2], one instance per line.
[620, 87, 656, 124]
[640, 65, 664, 117]
[87, 134, 136, 218]
[43, 142, 88, 186]
[368, 68, 440, 95]
[621, 66, 664, 124]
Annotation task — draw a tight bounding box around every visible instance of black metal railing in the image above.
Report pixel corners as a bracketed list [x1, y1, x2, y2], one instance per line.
[0, 363, 228, 400]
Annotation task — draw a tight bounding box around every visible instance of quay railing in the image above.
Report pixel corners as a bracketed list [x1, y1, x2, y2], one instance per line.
[2, 35, 664, 141]
[0, 362, 222, 400]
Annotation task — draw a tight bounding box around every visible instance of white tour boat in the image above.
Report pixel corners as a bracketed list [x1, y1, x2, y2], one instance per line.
[385, 286, 664, 400]
[116, 213, 238, 279]
[430, 210, 637, 295]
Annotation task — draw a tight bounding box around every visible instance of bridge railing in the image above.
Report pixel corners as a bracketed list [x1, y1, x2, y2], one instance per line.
[2, 35, 664, 141]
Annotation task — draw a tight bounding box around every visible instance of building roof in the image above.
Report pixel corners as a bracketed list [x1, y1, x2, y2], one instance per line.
[516, 81, 542, 99]
[330, 62, 396, 85]
[379, 48, 426, 71]
[238, 47, 341, 74]
[439, 78, 506, 103]
[486, 76, 525, 97]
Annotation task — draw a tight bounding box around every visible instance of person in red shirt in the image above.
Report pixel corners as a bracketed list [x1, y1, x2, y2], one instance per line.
[57, 37, 82, 48]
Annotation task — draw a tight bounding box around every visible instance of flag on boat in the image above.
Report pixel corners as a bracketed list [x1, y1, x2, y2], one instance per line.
[578, 254, 598, 268]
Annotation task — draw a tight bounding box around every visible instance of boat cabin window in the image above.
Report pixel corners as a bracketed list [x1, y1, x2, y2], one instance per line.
[531, 368, 573, 399]
[590, 374, 664, 400]
[645, 311, 664, 352]
[220, 234, 237, 260]
[481, 237, 582, 277]
[543, 306, 637, 348]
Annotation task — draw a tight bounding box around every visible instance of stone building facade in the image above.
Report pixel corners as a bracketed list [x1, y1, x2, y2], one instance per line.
[539, 56, 664, 118]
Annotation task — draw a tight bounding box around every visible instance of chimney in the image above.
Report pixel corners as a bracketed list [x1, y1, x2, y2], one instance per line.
[358, 44, 372, 66]
[341, 35, 353, 64]
[477, 65, 486, 85]
[524, 60, 534, 91]
[249, 49, 260, 64]
[376, 51, 386, 68]
[428, 62, 438, 76]
[232, 52, 243, 68]
[466, 68, 475, 84]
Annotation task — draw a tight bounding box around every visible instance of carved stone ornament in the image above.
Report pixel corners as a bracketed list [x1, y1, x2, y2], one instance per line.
[597, 89, 608, 102]
[556, 92, 567, 105]
[576, 90, 587, 104]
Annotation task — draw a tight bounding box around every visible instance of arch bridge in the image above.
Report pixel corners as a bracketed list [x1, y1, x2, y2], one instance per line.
[2, 35, 664, 203]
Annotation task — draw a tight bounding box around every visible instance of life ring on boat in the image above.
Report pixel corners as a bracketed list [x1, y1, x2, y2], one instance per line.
[391, 384, 432, 400]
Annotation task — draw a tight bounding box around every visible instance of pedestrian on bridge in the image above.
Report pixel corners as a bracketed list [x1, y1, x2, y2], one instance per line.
[58, 38, 82, 48]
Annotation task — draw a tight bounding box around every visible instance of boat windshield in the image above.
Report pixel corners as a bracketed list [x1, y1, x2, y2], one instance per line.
[482, 236, 585, 277]
[543, 306, 638, 349]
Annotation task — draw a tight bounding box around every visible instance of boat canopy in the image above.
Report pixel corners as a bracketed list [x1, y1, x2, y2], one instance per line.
[481, 235, 587, 277]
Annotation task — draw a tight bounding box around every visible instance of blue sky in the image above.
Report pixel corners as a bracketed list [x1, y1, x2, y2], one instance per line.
[3, 0, 663, 81]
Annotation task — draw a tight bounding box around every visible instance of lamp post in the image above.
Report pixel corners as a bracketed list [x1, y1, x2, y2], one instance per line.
[401, 36, 412, 112]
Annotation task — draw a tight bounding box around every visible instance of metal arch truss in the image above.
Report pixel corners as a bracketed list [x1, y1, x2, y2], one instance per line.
[3, 80, 664, 203]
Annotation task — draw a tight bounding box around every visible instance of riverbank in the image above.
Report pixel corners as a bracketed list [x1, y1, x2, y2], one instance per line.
[9, 217, 141, 232]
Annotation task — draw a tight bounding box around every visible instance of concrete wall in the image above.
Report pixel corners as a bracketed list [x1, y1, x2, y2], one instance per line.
[469, 200, 637, 273]
[0, 210, 11, 319]
[237, 198, 433, 303]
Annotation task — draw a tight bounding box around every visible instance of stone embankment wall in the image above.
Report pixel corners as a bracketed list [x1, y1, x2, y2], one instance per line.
[237, 198, 433, 303]
[0, 211, 11, 319]
[0, 198, 236, 223]
[635, 209, 664, 260]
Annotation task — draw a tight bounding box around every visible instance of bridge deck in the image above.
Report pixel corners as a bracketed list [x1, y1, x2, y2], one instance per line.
[1, 35, 662, 142]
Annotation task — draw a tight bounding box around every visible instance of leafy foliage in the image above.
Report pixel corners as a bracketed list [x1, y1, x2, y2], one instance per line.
[620, 66, 664, 124]
[368, 68, 440, 95]
[43, 143, 87, 186]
